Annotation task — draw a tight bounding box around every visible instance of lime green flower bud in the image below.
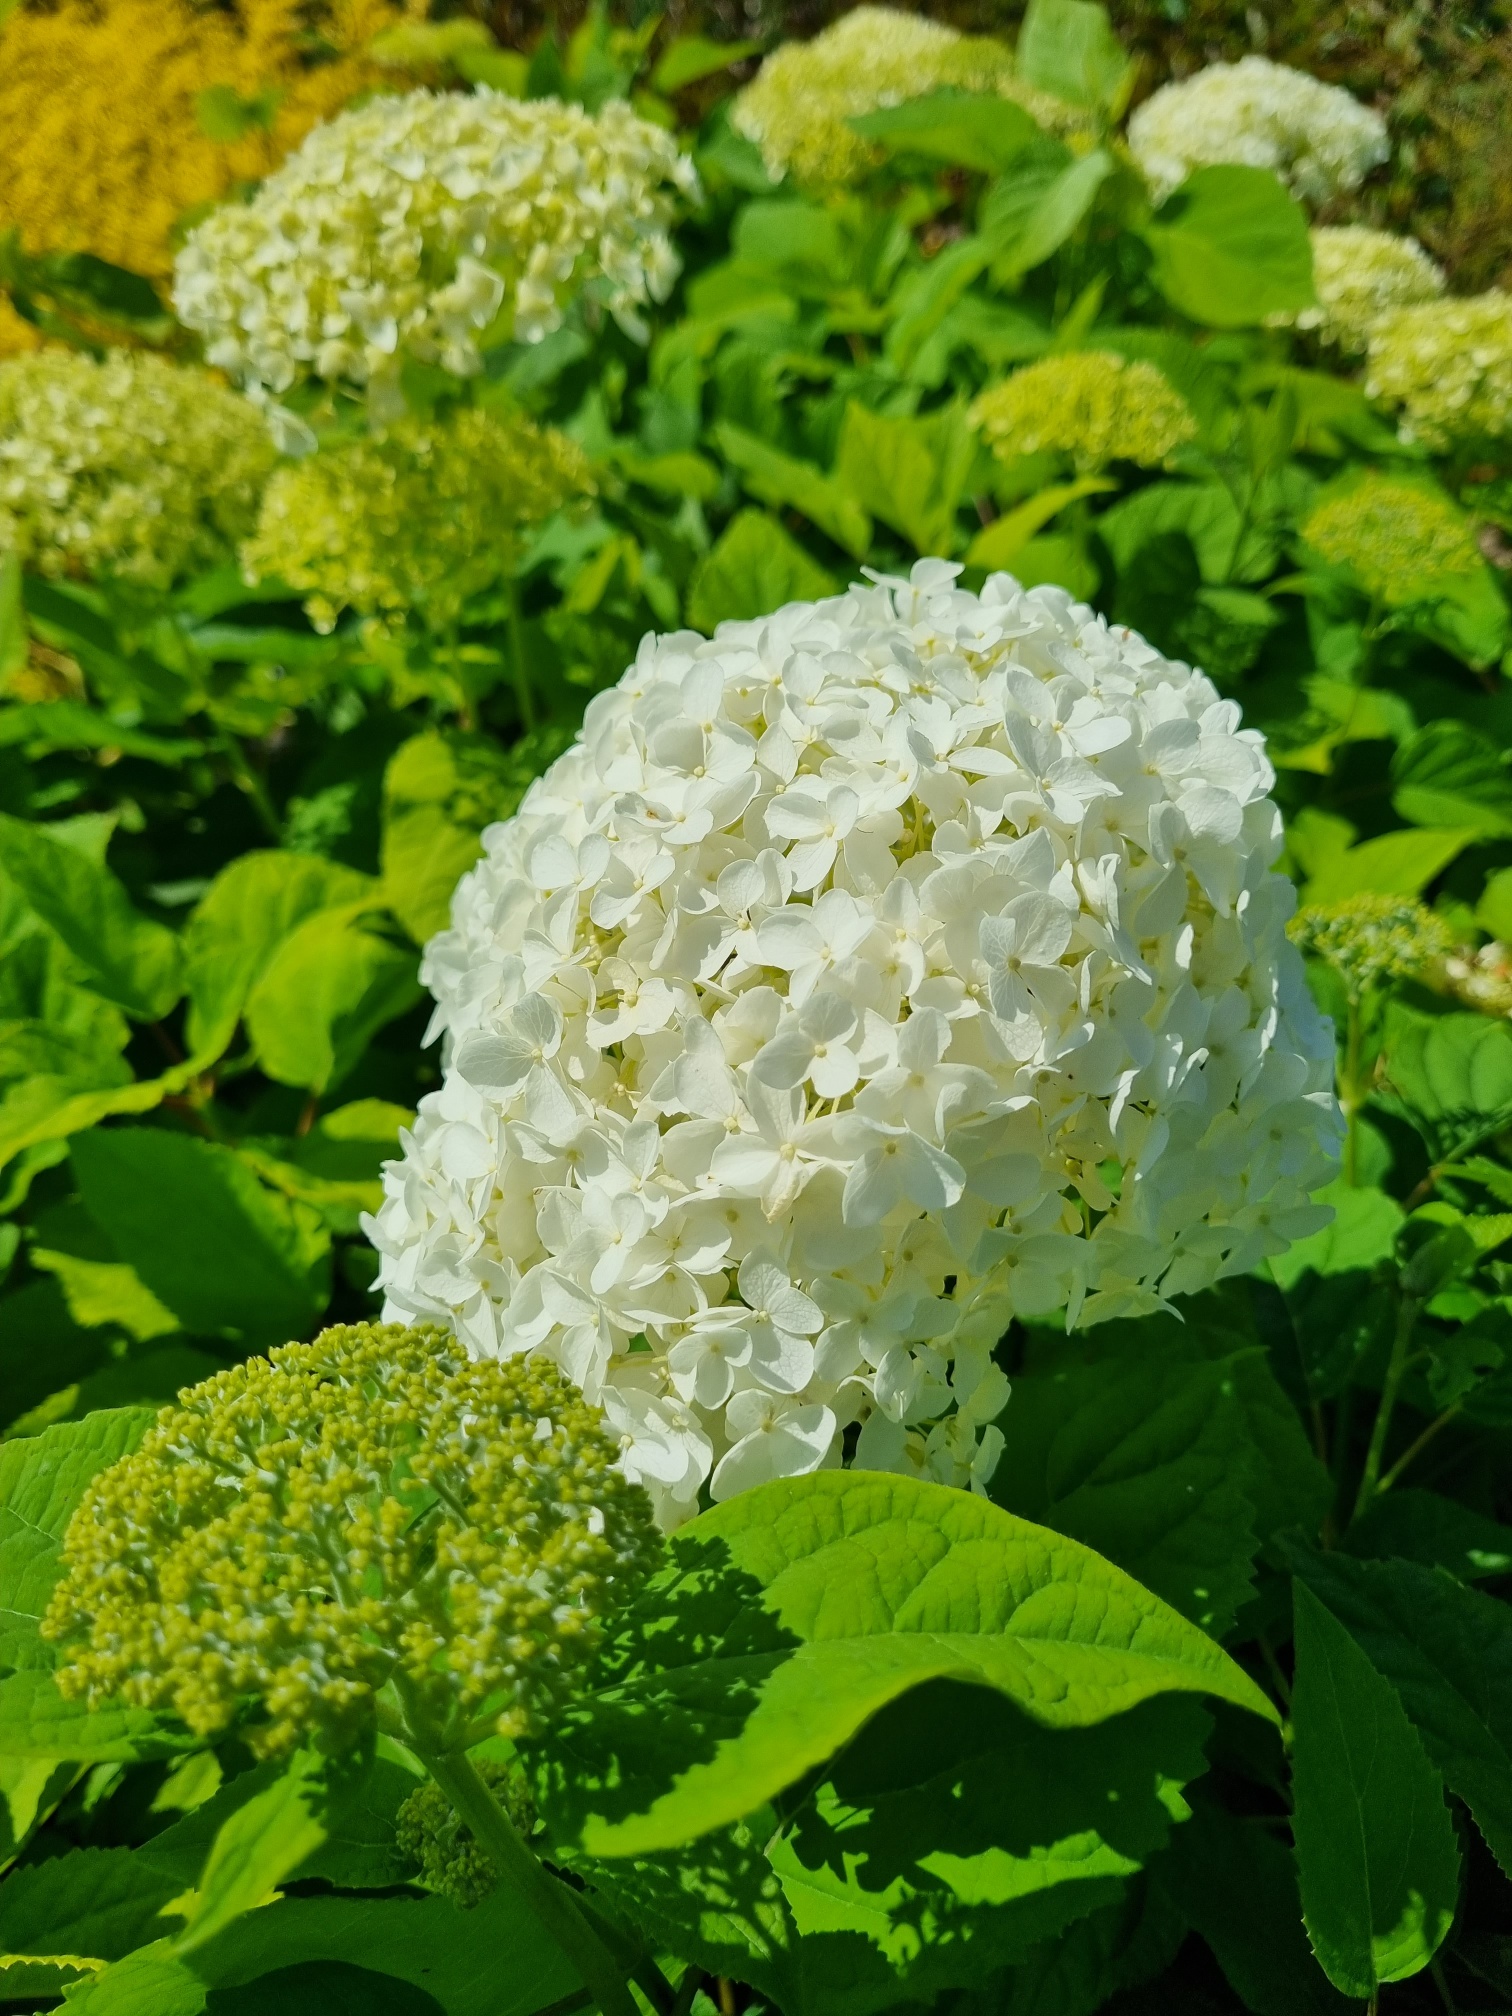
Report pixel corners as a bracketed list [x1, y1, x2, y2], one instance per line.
[43, 1322, 662, 1758]
[969, 353, 1197, 474]
[1366, 293, 1512, 451]
[396, 1758, 536, 1908]
[1289, 895, 1455, 1001]
[1300, 475, 1481, 609]
[243, 407, 591, 633]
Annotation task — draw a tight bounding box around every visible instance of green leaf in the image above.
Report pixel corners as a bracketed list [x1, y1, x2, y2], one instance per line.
[71, 1128, 330, 1347]
[55, 1942, 205, 2015]
[0, 1846, 185, 1968]
[205, 1963, 446, 2015]
[1378, 1004, 1512, 1161]
[0, 1667, 191, 1762]
[1015, 0, 1131, 110]
[182, 852, 376, 1061]
[175, 1749, 364, 1957]
[535, 1470, 1276, 1859]
[0, 549, 25, 683]
[1290, 1580, 1459, 1997]
[1268, 1181, 1403, 1290]
[381, 730, 557, 945]
[712, 421, 872, 559]
[965, 477, 1113, 570]
[0, 1408, 153, 1670]
[835, 400, 976, 556]
[1144, 166, 1315, 329]
[990, 1350, 1261, 1635]
[1344, 1488, 1512, 1584]
[0, 814, 181, 1022]
[1303, 827, 1477, 902]
[1289, 1548, 1512, 1877]
[687, 509, 839, 632]
[850, 88, 1043, 174]
[651, 33, 761, 93]
[30, 1248, 179, 1340]
[244, 914, 420, 1094]
[1391, 719, 1512, 837]
[981, 148, 1113, 282]
[1155, 1795, 1348, 2016]
[193, 84, 280, 143]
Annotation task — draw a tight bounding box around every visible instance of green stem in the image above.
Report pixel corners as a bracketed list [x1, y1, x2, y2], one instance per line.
[1378, 1403, 1462, 1496]
[1351, 1292, 1420, 1525]
[217, 734, 281, 843]
[505, 574, 537, 733]
[416, 1746, 636, 2016]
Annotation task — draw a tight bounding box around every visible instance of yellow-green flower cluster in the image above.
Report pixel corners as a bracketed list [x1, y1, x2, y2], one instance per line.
[969, 351, 1197, 473]
[243, 407, 591, 633]
[396, 1757, 534, 1908]
[730, 7, 1057, 187]
[1301, 475, 1481, 607]
[174, 89, 698, 424]
[1289, 895, 1455, 1001]
[0, 349, 275, 590]
[1366, 293, 1512, 451]
[1277, 227, 1444, 354]
[43, 1322, 662, 1758]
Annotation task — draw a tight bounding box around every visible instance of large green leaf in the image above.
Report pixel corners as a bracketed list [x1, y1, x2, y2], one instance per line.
[713, 421, 872, 559]
[982, 150, 1114, 282]
[1344, 1488, 1512, 1584]
[687, 508, 838, 633]
[534, 1470, 1275, 1858]
[1391, 719, 1512, 837]
[205, 1963, 446, 2015]
[849, 88, 1043, 175]
[990, 1351, 1261, 1636]
[1268, 1181, 1403, 1291]
[1144, 166, 1315, 329]
[244, 912, 420, 1094]
[835, 400, 976, 557]
[1378, 1004, 1512, 1161]
[0, 814, 181, 1022]
[0, 1408, 153, 1670]
[1290, 1581, 1459, 1997]
[1014, 0, 1130, 109]
[0, 1846, 185, 1969]
[1289, 1548, 1512, 1876]
[380, 731, 536, 945]
[71, 1128, 330, 1347]
[182, 853, 375, 1060]
[1155, 1796, 1347, 2016]
[0, 1667, 191, 1762]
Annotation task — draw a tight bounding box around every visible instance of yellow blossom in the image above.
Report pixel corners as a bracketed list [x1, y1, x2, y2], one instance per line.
[970, 351, 1196, 472]
[0, 0, 406, 284]
[43, 1322, 663, 1758]
[1300, 475, 1482, 607]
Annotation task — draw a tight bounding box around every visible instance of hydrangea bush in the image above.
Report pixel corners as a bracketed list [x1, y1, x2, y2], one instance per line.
[369, 565, 1338, 1523]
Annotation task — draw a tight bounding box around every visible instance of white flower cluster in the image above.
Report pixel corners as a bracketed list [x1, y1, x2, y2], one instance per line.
[1366, 293, 1512, 450]
[1128, 56, 1388, 206]
[174, 88, 697, 423]
[367, 563, 1340, 1527]
[1276, 226, 1444, 353]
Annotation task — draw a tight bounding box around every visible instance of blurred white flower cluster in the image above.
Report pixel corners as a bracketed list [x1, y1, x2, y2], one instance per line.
[0, 349, 273, 590]
[731, 6, 1056, 186]
[174, 88, 698, 427]
[367, 564, 1339, 1526]
[1128, 56, 1388, 205]
[1366, 293, 1512, 450]
[1278, 226, 1444, 353]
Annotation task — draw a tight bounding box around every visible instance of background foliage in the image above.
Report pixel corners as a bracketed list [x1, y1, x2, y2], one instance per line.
[3, 2, 1512, 2013]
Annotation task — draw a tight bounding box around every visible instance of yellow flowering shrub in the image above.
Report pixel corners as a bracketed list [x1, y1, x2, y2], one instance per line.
[0, 0, 406, 283]
[970, 351, 1197, 472]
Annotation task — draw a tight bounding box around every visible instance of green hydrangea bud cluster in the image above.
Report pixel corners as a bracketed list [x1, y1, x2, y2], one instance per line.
[969, 352, 1197, 474]
[1444, 941, 1512, 1019]
[0, 349, 275, 590]
[43, 1323, 662, 1758]
[1366, 294, 1512, 451]
[1300, 475, 1481, 608]
[395, 1757, 536, 1908]
[1275, 227, 1444, 354]
[1289, 895, 1455, 1002]
[242, 408, 591, 633]
[730, 7, 1066, 187]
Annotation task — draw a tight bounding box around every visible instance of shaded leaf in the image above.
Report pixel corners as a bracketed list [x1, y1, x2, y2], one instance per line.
[1378, 1004, 1512, 1161]
[244, 913, 420, 1093]
[0, 1846, 184, 1967]
[687, 508, 838, 631]
[835, 399, 976, 556]
[1344, 1488, 1512, 1583]
[1392, 719, 1512, 837]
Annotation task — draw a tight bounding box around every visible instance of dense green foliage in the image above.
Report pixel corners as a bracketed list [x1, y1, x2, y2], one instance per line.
[4, 3, 1512, 2013]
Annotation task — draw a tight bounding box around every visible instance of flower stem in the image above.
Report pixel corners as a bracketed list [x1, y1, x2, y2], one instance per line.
[1351, 1291, 1420, 1525]
[505, 573, 536, 732]
[418, 1745, 637, 2016]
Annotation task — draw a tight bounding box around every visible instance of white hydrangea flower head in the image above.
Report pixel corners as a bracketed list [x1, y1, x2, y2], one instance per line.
[1365, 292, 1512, 450]
[366, 563, 1341, 1528]
[1272, 227, 1444, 353]
[174, 89, 699, 423]
[730, 7, 1069, 187]
[1128, 56, 1388, 206]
